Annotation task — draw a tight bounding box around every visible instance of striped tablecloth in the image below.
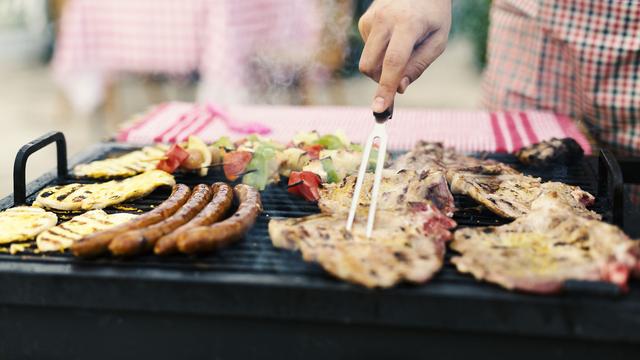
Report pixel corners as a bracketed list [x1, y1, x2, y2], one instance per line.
[117, 102, 592, 154]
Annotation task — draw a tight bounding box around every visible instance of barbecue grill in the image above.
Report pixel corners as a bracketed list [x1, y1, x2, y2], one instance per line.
[1, 131, 639, 359]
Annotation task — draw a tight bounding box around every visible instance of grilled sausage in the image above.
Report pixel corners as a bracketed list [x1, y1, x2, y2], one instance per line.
[154, 182, 234, 255]
[71, 184, 191, 258]
[177, 184, 262, 255]
[109, 184, 213, 256]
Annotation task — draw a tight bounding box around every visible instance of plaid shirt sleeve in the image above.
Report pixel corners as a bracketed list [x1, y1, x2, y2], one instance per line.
[482, 0, 640, 158]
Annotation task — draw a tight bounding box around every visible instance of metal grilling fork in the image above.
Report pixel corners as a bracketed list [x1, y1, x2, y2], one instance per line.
[345, 105, 393, 238]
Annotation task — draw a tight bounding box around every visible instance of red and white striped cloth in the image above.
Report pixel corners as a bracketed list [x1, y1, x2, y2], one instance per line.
[117, 102, 592, 154]
[52, 0, 322, 111]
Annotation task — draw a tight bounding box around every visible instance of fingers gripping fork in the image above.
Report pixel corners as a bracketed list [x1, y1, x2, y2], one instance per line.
[346, 106, 392, 238]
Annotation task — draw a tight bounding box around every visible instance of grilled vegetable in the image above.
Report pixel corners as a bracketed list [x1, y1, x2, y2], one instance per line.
[157, 144, 190, 173]
[242, 143, 281, 190]
[278, 148, 309, 177]
[314, 134, 343, 150]
[288, 171, 322, 201]
[302, 144, 322, 160]
[320, 157, 340, 183]
[37, 210, 137, 252]
[34, 170, 176, 211]
[209, 136, 235, 165]
[73, 146, 167, 178]
[186, 136, 212, 176]
[292, 131, 320, 146]
[211, 136, 234, 150]
[223, 151, 252, 181]
[0, 206, 57, 244]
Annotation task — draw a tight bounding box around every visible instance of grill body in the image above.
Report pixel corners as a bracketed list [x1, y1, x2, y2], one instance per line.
[0, 141, 639, 359]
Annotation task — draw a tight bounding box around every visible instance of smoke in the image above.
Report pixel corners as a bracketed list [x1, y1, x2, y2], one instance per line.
[246, 0, 354, 105]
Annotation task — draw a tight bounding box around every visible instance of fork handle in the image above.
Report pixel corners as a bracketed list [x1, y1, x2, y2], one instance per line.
[374, 104, 394, 123]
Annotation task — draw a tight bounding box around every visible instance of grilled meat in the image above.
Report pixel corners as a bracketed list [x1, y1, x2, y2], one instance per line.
[72, 184, 191, 258]
[392, 141, 519, 174]
[73, 146, 167, 178]
[516, 137, 584, 167]
[531, 182, 599, 219]
[155, 183, 234, 255]
[390, 141, 444, 171]
[269, 204, 456, 288]
[37, 210, 137, 252]
[177, 184, 262, 255]
[0, 206, 57, 244]
[109, 184, 213, 256]
[34, 170, 175, 211]
[448, 166, 597, 219]
[318, 169, 455, 216]
[451, 205, 639, 293]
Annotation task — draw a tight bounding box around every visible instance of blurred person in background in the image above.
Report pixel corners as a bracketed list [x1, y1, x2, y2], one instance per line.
[358, 0, 640, 158]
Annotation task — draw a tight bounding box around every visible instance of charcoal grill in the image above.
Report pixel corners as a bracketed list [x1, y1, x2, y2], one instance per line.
[0, 131, 639, 359]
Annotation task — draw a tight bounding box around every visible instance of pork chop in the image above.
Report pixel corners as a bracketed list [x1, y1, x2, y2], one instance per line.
[318, 169, 455, 217]
[448, 165, 597, 219]
[515, 137, 584, 167]
[269, 204, 456, 288]
[451, 206, 638, 293]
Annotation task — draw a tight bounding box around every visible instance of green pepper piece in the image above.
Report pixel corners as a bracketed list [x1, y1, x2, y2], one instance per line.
[314, 134, 344, 150]
[321, 157, 340, 183]
[212, 136, 234, 150]
[243, 144, 278, 190]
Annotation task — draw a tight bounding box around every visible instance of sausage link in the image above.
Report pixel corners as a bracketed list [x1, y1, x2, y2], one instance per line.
[109, 184, 213, 256]
[177, 184, 262, 255]
[71, 184, 191, 258]
[155, 182, 234, 255]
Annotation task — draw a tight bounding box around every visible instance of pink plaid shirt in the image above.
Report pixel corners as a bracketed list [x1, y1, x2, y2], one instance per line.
[483, 0, 640, 157]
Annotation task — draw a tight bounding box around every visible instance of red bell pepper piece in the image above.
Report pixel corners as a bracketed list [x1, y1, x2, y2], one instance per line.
[302, 144, 323, 160]
[156, 144, 190, 173]
[288, 171, 322, 201]
[223, 151, 253, 181]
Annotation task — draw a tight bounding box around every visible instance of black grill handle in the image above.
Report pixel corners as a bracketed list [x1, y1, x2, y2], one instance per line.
[598, 148, 623, 227]
[13, 131, 68, 205]
[617, 157, 640, 184]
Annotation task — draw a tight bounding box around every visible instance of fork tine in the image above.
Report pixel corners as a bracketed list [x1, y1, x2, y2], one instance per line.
[366, 129, 387, 238]
[345, 131, 376, 231]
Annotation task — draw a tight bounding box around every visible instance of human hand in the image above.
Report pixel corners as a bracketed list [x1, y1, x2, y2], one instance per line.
[358, 0, 452, 112]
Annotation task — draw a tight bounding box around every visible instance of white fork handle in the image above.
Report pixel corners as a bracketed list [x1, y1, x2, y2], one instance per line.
[345, 128, 375, 231]
[366, 126, 387, 238]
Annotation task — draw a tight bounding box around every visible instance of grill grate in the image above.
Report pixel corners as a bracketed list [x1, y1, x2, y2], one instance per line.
[0, 149, 613, 289]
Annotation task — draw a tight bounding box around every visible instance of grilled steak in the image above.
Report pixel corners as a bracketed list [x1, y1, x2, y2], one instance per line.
[0, 206, 57, 244]
[531, 182, 599, 219]
[34, 170, 175, 211]
[37, 210, 137, 252]
[269, 204, 456, 288]
[516, 137, 584, 167]
[318, 169, 455, 217]
[451, 202, 638, 293]
[448, 165, 597, 219]
[392, 141, 519, 174]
